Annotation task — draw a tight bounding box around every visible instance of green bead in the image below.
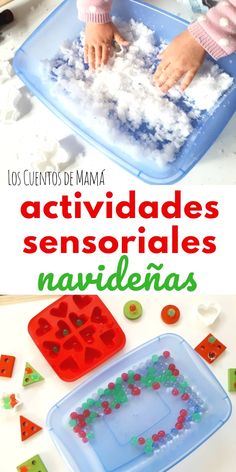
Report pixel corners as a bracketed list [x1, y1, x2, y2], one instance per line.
[87, 431, 95, 440]
[69, 419, 77, 427]
[192, 413, 201, 422]
[82, 402, 88, 410]
[87, 398, 95, 407]
[131, 436, 138, 445]
[104, 389, 110, 396]
[116, 377, 122, 385]
[152, 354, 159, 363]
[95, 401, 101, 408]
[90, 411, 97, 419]
[208, 335, 216, 344]
[98, 388, 104, 396]
[148, 367, 155, 375]
[144, 445, 153, 455]
[146, 438, 153, 446]
[52, 346, 59, 353]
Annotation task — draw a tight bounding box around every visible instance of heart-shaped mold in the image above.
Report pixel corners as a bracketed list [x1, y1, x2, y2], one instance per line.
[60, 357, 79, 371]
[73, 295, 92, 310]
[84, 347, 101, 363]
[80, 326, 95, 344]
[64, 336, 82, 352]
[197, 303, 221, 326]
[43, 341, 60, 356]
[36, 318, 52, 336]
[55, 320, 71, 339]
[50, 301, 67, 318]
[69, 312, 87, 328]
[100, 329, 115, 345]
[91, 306, 107, 324]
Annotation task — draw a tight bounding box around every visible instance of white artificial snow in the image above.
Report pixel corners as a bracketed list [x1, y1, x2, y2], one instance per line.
[0, 86, 21, 123]
[16, 135, 84, 171]
[0, 60, 13, 84]
[44, 18, 233, 166]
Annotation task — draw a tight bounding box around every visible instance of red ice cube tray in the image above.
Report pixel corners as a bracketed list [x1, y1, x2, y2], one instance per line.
[28, 296, 126, 382]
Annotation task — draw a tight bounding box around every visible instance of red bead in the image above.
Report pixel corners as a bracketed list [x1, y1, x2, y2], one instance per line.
[79, 431, 86, 438]
[132, 387, 141, 396]
[73, 425, 81, 433]
[180, 409, 188, 417]
[177, 416, 185, 423]
[70, 412, 78, 419]
[152, 434, 159, 442]
[121, 373, 129, 381]
[168, 364, 175, 371]
[108, 382, 115, 390]
[115, 403, 121, 409]
[173, 369, 179, 377]
[138, 437, 145, 445]
[181, 393, 190, 401]
[176, 422, 183, 430]
[172, 388, 179, 396]
[152, 382, 160, 390]
[102, 401, 109, 408]
[83, 409, 90, 418]
[158, 430, 166, 438]
[163, 351, 170, 358]
[79, 420, 86, 428]
[134, 373, 141, 381]
[104, 408, 112, 415]
[82, 437, 89, 443]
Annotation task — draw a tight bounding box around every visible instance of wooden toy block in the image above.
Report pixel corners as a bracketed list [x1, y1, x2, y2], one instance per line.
[228, 369, 236, 392]
[195, 334, 226, 364]
[23, 362, 44, 387]
[17, 454, 48, 472]
[20, 416, 42, 441]
[0, 354, 15, 377]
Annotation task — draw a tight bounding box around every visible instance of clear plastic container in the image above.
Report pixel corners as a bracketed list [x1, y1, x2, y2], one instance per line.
[47, 333, 231, 472]
[13, 0, 236, 184]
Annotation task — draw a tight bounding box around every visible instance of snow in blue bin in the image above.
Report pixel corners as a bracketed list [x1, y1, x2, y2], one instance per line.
[13, 0, 236, 184]
[46, 334, 231, 472]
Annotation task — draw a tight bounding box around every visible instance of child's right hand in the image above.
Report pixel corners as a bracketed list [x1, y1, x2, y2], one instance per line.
[84, 22, 128, 69]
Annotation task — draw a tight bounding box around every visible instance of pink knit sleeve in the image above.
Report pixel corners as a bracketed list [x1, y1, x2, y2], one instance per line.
[188, 0, 236, 59]
[77, 0, 112, 23]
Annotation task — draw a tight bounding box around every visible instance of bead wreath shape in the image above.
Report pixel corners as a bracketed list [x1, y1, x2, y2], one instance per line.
[68, 350, 207, 455]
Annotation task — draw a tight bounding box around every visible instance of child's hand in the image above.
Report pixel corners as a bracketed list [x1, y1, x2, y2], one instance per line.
[84, 22, 128, 69]
[154, 30, 206, 92]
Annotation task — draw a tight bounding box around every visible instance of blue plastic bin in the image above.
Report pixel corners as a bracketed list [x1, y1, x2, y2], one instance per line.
[47, 334, 231, 472]
[13, 0, 236, 184]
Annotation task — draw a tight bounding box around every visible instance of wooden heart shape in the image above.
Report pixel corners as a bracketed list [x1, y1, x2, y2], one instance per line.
[197, 303, 221, 326]
[73, 295, 92, 310]
[64, 336, 82, 352]
[50, 302, 67, 318]
[36, 318, 52, 336]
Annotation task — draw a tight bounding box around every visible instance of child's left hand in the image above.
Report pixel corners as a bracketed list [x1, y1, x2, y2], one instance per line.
[154, 30, 206, 92]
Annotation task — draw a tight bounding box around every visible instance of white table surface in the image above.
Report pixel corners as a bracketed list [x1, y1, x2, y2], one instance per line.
[0, 294, 235, 471]
[0, 0, 235, 186]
